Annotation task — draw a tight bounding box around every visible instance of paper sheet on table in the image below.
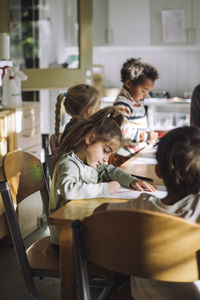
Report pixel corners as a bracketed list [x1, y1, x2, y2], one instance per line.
[109, 186, 167, 199]
[131, 144, 157, 165]
[139, 146, 156, 158]
[132, 157, 157, 165]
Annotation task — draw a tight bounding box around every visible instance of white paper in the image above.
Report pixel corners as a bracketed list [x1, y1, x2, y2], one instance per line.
[162, 10, 186, 43]
[109, 186, 167, 199]
[132, 157, 157, 165]
[127, 144, 157, 165]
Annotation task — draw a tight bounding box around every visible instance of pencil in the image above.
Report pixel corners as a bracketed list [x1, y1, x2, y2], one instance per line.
[131, 174, 153, 182]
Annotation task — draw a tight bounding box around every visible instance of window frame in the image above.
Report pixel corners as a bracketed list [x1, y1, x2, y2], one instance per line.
[0, 0, 93, 91]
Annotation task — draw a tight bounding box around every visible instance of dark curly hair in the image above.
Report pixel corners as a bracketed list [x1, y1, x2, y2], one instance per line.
[156, 126, 200, 195]
[120, 58, 159, 86]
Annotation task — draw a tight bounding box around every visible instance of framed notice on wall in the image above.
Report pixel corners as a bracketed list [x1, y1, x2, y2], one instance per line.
[161, 9, 186, 43]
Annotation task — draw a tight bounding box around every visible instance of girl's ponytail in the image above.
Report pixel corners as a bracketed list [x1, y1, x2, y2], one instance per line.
[109, 106, 124, 127]
[54, 93, 65, 147]
[90, 106, 124, 128]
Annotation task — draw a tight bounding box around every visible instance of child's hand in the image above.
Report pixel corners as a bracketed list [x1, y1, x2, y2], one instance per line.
[107, 181, 121, 194]
[130, 180, 156, 192]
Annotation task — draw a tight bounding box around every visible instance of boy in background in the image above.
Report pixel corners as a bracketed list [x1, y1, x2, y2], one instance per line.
[114, 57, 159, 145]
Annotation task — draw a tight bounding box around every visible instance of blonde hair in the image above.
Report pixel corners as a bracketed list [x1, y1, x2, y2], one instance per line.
[53, 106, 124, 164]
[54, 84, 100, 147]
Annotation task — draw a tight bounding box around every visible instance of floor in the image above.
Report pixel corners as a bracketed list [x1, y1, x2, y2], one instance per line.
[0, 224, 103, 300]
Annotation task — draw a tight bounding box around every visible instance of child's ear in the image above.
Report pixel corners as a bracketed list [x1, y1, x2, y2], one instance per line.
[125, 79, 132, 89]
[85, 134, 95, 145]
[155, 164, 162, 178]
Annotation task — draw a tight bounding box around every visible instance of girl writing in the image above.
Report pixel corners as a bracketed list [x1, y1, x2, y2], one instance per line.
[49, 106, 156, 245]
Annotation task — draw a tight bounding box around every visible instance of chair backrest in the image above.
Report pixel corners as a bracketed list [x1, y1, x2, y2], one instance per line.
[73, 209, 200, 284]
[3, 150, 49, 218]
[48, 133, 62, 179]
[46, 154, 54, 180]
[0, 150, 59, 299]
[49, 133, 61, 155]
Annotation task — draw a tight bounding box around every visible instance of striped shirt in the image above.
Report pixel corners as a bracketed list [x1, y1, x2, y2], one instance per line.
[114, 87, 148, 142]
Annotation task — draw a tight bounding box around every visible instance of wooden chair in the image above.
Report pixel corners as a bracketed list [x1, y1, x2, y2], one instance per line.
[45, 133, 60, 181]
[49, 133, 58, 156]
[72, 209, 200, 300]
[43, 133, 59, 185]
[0, 150, 59, 300]
[45, 154, 54, 181]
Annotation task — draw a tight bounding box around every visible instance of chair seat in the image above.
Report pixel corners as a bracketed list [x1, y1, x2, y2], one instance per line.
[27, 236, 59, 274]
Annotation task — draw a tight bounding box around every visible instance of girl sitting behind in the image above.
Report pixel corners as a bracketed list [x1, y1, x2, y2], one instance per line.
[51, 84, 101, 153]
[49, 106, 156, 246]
[96, 125, 200, 300]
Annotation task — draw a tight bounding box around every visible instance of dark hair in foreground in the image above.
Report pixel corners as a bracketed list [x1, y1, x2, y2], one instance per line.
[120, 57, 159, 86]
[53, 106, 124, 163]
[156, 126, 200, 195]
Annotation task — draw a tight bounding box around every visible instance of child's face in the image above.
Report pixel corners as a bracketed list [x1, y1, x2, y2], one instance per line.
[125, 78, 155, 102]
[85, 139, 120, 168]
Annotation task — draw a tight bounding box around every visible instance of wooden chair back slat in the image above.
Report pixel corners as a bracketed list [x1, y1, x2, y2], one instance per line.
[4, 150, 46, 205]
[82, 209, 200, 282]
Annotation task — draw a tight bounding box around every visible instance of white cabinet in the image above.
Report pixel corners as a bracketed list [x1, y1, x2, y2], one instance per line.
[10, 102, 41, 158]
[93, 0, 200, 46]
[145, 98, 191, 130]
[150, 0, 200, 45]
[108, 0, 150, 46]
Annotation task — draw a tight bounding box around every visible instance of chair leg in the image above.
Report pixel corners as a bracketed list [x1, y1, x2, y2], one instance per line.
[72, 220, 91, 300]
[97, 274, 129, 300]
[0, 182, 39, 300]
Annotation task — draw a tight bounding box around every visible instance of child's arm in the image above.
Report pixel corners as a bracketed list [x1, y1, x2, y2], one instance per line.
[55, 158, 121, 200]
[99, 164, 156, 192]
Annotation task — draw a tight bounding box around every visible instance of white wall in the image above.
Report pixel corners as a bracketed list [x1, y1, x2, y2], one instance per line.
[93, 46, 200, 97]
[93, 0, 200, 97]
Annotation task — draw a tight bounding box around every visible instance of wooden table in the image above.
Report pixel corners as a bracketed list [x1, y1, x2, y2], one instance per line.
[48, 148, 162, 300]
[120, 155, 163, 186]
[48, 198, 129, 300]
